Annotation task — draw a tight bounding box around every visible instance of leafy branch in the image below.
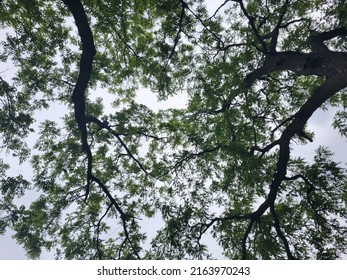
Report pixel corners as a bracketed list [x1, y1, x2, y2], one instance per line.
[62, 0, 140, 259]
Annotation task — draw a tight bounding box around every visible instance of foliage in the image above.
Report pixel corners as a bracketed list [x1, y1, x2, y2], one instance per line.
[0, 0, 346, 259]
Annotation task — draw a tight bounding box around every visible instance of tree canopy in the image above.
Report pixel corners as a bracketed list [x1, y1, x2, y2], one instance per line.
[0, 0, 346, 260]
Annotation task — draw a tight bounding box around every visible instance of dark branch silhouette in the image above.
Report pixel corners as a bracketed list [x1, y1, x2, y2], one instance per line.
[62, 0, 96, 201]
[62, 0, 140, 259]
[194, 25, 347, 259]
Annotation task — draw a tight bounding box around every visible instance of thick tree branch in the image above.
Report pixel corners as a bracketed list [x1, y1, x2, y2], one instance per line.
[309, 27, 347, 53]
[245, 51, 347, 86]
[208, 75, 347, 257]
[250, 139, 280, 157]
[251, 74, 347, 216]
[245, 27, 347, 86]
[63, 0, 140, 259]
[62, 0, 96, 201]
[207, 25, 347, 256]
[271, 115, 295, 135]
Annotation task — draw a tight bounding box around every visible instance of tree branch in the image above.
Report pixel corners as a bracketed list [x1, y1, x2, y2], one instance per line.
[183, 0, 225, 49]
[197, 73, 347, 253]
[62, 0, 96, 201]
[63, 0, 140, 259]
[268, 0, 290, 52]
[233, 0, 268, 52]
[244, 51, 347, 87]
[95, 203, 113, 259]
[85, 116, 149, 176]
[90, 175, 141, 259]
[207, 0, 231, 21]
[308, 27, 347, 53]
[310, 27, 347, 50]
[270, 205, 296, 259]
[242, 219, 255, 259]
[167, 0, 187, 61]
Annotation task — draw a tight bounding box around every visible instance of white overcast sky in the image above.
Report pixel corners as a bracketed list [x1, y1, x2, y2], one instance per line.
[1, 0, 347, 260]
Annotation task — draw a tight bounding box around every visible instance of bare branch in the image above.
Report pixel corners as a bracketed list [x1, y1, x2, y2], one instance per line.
[244, 51, 347, 87]
[157, 146, 221, 179]
[220, 42, 248, 51]
[207, 0, 231, 21]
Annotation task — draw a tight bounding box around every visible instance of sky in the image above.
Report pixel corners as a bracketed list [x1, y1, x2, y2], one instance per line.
[1, 0, 347, 260]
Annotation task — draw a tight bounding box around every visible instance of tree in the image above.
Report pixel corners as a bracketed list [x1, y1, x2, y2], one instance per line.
[0, 0, 346, 260]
